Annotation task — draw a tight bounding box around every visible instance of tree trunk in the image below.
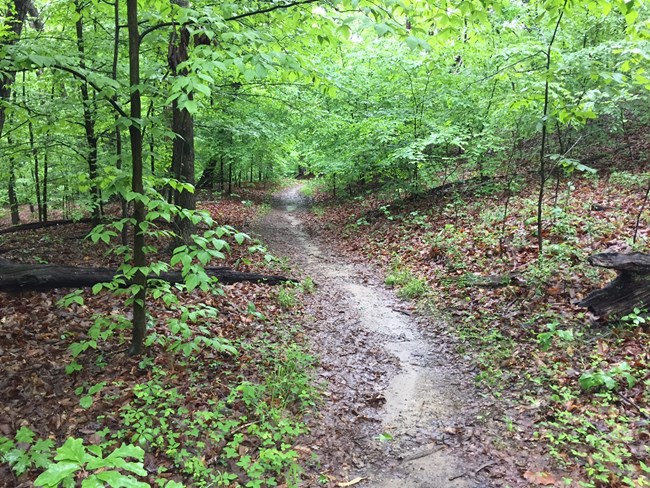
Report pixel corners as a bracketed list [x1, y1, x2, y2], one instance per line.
[219, 156, 224, 191]
[43, 132, 49, 222]
[1, 1, 34, 226]
[168, 25, 196, 245]
[0, 217, 95, 234]
[0, 0, 33, 138]
[75, 2, 101, 224]
[127, 0, 147, 356]
[579, 252, 650, 319]
[0, 260, 294, 292]
[8, 145, 20, 225]
[112, 0, 128, 246]
[228, 162, 233, 195]
[22, 71, 43, 222]
[536, 0, 567, 254]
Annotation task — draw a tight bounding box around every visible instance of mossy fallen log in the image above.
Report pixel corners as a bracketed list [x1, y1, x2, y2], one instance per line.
[0, 259, 294, 292]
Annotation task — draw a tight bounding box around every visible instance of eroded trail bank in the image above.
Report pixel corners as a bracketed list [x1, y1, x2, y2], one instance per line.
[255, 186, 530, 487]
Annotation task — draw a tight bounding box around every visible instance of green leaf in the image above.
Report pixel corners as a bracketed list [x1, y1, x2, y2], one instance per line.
[374, 23, 390, 37]
[15, 426, 35, 444]
[93, 471, 149, 487]
[185, 274, 200, 291]
[55, 438, 91, 464]
[79, 396, 93, 409]
[110, 444, 145, 460]
[34, 461, 80, 487]
[88, 382, 106, 396]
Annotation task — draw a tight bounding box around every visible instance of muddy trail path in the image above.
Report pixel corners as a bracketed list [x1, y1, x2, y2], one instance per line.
[255, 186, 528, 487]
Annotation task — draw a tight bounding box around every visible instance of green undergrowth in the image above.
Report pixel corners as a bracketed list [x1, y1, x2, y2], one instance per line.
[385, 258, 429, 299]
[1, 316, 316, 487]
[307, 174, 650, 487]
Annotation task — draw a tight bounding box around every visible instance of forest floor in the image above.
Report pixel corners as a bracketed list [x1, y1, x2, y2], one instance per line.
[297, 173, 650, 488]
[1, 173, 649, 488]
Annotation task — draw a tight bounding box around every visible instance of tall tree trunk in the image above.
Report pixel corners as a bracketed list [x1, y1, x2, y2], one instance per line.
[42, 140, 48, 222]
[23, 72, 42, 221]
[536, 0, 567, 254]
[112, 0, 128, 245]
[0, 0, 33, 137]
[168, 25, 196, 245]
[228, 162, 232, 195]
[7, 137, 20, 224]
[1, 1, 34, 219]
[75, 2, 101, 224]
[28, 118, 42, 222]
[127, 0, 147, 356]
[219, 156, 224, 191]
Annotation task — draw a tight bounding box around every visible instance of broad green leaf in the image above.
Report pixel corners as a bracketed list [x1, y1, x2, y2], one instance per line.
[34, 462, 80, 487]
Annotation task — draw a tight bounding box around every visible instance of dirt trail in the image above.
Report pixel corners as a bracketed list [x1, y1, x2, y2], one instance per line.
[256, 186, 498, 487]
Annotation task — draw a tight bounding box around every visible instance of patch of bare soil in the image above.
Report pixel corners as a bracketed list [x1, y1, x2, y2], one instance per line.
[255, 186, 542, 487]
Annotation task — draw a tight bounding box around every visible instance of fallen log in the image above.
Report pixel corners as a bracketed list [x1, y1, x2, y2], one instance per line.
[579, 252, 650, 318]
[0, 260, 294, 292]
[0, 218, 94, 235]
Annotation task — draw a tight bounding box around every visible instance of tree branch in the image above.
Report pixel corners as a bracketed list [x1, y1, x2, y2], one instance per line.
[140, 0, 322, 42]
[52, 64, 128, 118]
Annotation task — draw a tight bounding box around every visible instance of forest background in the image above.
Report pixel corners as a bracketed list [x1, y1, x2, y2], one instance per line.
[1, 0, 650, 487]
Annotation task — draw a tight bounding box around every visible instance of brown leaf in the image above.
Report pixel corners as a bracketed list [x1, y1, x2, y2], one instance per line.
[523, 470, 556, 486]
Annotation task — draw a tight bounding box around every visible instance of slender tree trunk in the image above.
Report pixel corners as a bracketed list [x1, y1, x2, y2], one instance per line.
[0, 1, 33, 138]
[75, 2, 101, 224]
[28, 119, 42, 221]
[111, 0, 128, 245]
[7, 137, 20, 225]
[1, 1, 33, 221]
[127, 0, 147, 356]
[228, 162, 232, 195]
[219, 156, 224, 191]
[22, 72, 42, 222]
[537, 0, 567, 254]
[168, 25, 196, 245]
[43, 138, 48, 222]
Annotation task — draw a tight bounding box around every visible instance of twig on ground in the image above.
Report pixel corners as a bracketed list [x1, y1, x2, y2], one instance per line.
[448, 460, 498, 481]
[618, 392, 650, 419]
[400, 445, 444, 462]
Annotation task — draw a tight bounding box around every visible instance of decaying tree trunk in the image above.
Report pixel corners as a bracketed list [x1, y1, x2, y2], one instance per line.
[0, 218, 94, 234]
[0, 260, 294, 292]
[579, 252, 650, 318]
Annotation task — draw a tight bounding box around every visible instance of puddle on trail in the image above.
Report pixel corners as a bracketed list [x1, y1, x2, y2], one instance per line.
[258, 186, 490, 487]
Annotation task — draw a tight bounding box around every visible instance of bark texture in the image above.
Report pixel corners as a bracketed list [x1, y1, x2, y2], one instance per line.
[579, 252, 650, 318]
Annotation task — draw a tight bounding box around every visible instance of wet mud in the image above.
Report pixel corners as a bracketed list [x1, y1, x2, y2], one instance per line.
[255, 186, 503, 487]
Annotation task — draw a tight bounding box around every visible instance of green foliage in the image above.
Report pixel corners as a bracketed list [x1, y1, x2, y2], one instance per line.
[75, 381, 107, 409]
[620, 308, 648, 328]
[579, 362, 636, 392]
[276, 285, 297, 309]
[0, 427, 54, 477]
[146, 302, 239, 357]
[385, 260, 429, 299]
[113, 338, 315, 487]
[299, 277, 316, 294]
[34, 438, 149, 488]
[537, 322, 575, 352]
